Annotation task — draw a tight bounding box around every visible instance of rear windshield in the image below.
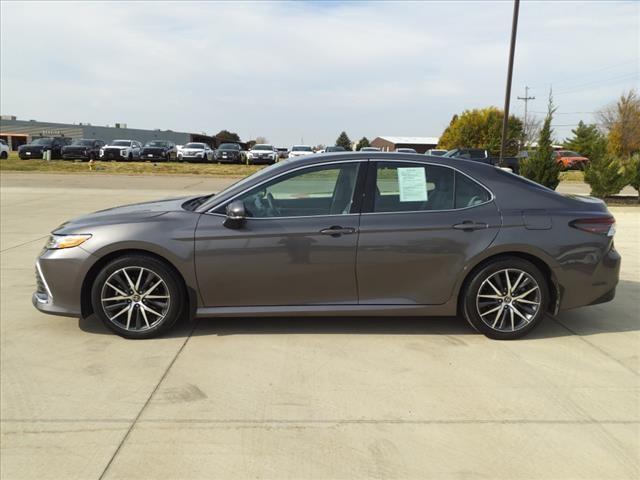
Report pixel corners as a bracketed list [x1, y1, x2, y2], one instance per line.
[71, 139, 95, 146]
[31, 138, 53, 146]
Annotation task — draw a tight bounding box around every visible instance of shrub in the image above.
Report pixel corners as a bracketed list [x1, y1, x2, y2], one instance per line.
[625, 154, 640, 202]
[584, 154, 627, 198]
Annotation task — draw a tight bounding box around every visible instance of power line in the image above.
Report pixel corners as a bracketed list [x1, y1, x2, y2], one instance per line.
[529, 59, 638, 90]
[554, 72, 638, 95]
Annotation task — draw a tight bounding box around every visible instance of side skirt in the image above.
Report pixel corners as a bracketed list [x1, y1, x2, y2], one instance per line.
[195, 304, 456, 318]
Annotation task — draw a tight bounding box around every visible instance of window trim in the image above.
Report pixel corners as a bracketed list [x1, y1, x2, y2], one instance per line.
[206, 159, 369, 219]
[362, 159, 494, 215]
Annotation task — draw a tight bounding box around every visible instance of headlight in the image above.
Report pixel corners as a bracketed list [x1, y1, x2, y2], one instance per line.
[45, 234, 92, 250]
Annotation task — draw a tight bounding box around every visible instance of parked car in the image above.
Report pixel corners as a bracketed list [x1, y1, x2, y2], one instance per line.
[395, 147, 417, 153]
[444, 148, 520, 174]
[425, 149, 447, 156]
[554, 150, 589, 170]
[18, 137, 72, 160]
[140, 140, 177, 162]
[360, 146, 381, 152]
[33, 152, 620, 340]
[247, 144, 278, 164]
[61, 139, 105, 161]
[325, 146, 347, 153]
[177, 142, 214, 162]
[215, 143, 243, 163]
[276, 147, 289, 160]
[100, 140, 142, 161]
[0, 139, 10, 159]
[288, 145, 314, 158]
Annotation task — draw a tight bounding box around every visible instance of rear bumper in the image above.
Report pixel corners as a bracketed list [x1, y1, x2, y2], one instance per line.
[555, 244, 621, 310]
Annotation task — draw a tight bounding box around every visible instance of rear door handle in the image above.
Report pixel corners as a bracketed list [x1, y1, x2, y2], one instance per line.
[452, 221, 488, 231]
[320, 226, 356, 237]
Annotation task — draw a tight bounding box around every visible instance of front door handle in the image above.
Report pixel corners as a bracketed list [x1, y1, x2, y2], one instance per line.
[452, 221, 488, 231]
[320, 226, 356, 237]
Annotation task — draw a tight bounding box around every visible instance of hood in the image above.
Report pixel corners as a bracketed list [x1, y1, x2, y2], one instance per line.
[250, 150, 275, 155]
[54, 196, 192, 233]
[104, 145, 130, 150]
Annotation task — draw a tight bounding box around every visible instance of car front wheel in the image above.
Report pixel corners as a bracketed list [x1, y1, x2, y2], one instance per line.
[91, 255, 184, 339]
[462, 257, 548, 340]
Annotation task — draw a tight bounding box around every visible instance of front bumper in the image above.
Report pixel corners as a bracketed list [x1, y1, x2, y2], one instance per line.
[19, 150, 44, 159]
[32, 246, 94, 318]
[180, 154, 209, 162]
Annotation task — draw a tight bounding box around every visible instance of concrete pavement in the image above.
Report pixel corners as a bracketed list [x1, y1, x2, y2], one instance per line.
[1, 172, 638, 479]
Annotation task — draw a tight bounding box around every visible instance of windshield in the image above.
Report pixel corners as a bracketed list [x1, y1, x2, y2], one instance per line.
[559, 151, 580, 157]
[326, 146, 346, 152]
[71, 139, 94, 146]
[292, 145, 312, 152]
[31, 138, 53, 146]
[184, 143, 205, 149]
[110, 140, 131, 147]
[253, 145, 273, 151]
[145, 141, 169, 147]
[219, 143, 240, 150]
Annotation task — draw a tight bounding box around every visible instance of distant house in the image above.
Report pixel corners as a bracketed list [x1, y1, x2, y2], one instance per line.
[370, 136, 439, 153]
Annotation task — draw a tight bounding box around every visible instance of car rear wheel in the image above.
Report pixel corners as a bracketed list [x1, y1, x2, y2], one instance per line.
[91, 255, 184, 339]
[462, 257, 548, 340]
[0, 151, 7, 159]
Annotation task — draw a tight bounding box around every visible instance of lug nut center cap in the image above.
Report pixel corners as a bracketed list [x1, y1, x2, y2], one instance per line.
[132, 294, 141, 302]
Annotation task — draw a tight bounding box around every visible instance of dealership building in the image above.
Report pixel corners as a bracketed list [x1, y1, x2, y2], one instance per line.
[0, 116, 217, 150]
[370, 136, 440, 153]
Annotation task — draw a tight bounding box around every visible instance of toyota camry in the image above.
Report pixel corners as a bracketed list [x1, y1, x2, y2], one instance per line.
[33, 153, 620, 340]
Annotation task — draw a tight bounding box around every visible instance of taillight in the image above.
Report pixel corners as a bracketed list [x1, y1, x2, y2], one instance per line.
[570, 216, 616, 236]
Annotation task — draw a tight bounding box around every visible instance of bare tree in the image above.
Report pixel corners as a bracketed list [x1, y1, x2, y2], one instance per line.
[254, 136, 269, 144]
[597, 89, 640, 158]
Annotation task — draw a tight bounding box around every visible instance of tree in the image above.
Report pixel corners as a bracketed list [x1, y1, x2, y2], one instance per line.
[437, 107, 523, 156]
[598, 89, 640, 158]
[355, 137, 370, 151]
[214, 129, 241, 143]
[563, 121, 607, 162]
[520, 92, 561, 190]
[335, 131, 352, 150]
[584, 154, 627, 199]
[254, 136, 269, 144]
[625, 154, 640, 203]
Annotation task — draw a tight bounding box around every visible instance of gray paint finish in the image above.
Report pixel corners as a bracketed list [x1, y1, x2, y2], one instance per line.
[33, 152, 620, 330]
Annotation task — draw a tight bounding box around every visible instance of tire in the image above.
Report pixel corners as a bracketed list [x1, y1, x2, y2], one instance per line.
[91, 254, 184, 339]
[128, 152, 133, 162]
[0, 151, 7, 159]
[462, 257, 548, 340]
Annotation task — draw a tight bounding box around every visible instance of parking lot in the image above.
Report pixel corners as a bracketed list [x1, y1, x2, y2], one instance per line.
[1, 172, 638, 479]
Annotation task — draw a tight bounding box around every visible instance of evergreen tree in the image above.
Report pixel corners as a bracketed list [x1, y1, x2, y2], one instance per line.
[520, 93, 561, 190]
[355, 137, 370, 151]
[335, 131, 352, 150]
[624, 154, 640, 203]
[564, 121, 607, 162]
[584, 154, 627, 198]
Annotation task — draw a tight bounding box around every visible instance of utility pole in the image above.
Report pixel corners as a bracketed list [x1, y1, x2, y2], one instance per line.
[499, 0, 520, 164]
[517, 85, 535, 146]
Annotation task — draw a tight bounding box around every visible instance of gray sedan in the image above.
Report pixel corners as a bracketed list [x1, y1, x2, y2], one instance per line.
[33, 153, 620, 340]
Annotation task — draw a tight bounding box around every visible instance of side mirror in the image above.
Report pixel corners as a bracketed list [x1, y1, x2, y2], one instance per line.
[224, 200, 246, 229]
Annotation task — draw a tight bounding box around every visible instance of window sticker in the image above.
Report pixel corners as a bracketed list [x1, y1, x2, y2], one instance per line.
[397, 167, 427, 202]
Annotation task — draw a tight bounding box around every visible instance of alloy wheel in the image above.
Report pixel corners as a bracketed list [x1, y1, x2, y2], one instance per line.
[475, 268, 542, 333]
[100, 266, 170, 332]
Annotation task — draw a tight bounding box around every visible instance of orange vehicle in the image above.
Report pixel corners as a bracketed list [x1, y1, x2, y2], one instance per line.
[553, 150, 590, 170]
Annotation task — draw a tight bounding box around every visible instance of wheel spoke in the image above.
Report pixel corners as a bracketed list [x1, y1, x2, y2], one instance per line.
[492, 307, 503, 328]
[510, 307, 515, 331]
[144, 295, 169, 299]
[142, 280, 163, 297]
[505, 270, 512, 295]
[122, 269, 136, 292]
[515, 298, 540, 306]
[486, 279, 502, 296]
[511, 305, 530, 324]
[135, 268, 144, 291]
[126, 306, 133, 330]
[106, 282, 128, 297]
[481, 304, 503, 317]
[102, 295, 129, 302]
[140, 307, 150, 328]
[515, 286, 539, 300]
[478, 294, 502, 299]
[111, 305, 130, 321]
[141, 304, 163, 318]
[511, 272, 525, 292]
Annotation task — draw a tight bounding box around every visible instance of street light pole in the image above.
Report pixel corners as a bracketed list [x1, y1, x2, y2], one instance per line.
[499, 0, 520, 164]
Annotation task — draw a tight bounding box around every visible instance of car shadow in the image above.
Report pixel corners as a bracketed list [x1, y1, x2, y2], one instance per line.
[79, 279, 639, 340]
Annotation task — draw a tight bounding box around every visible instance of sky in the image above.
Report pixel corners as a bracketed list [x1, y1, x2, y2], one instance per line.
[1, 0, 638, 146]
